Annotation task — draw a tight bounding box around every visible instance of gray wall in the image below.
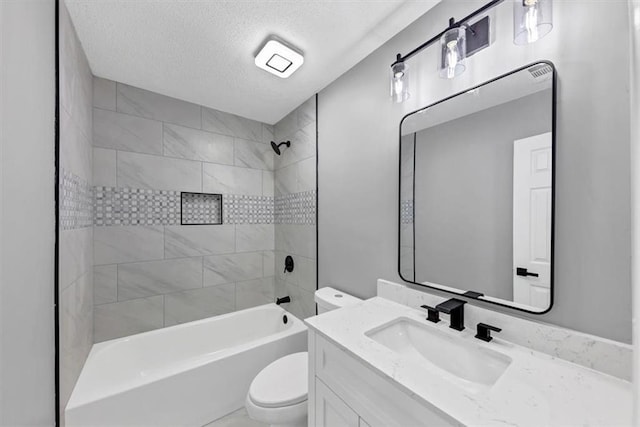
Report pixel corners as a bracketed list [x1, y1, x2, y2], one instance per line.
[413, 90, 551, 300]
[58, 1, 95, 419]
[318, 0, 631, 342]
[0, 0, 56, 424]
[92, 78, 277, 342]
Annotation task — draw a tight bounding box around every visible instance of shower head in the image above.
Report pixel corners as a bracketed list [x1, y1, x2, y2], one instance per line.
[270, 140, 291, 156]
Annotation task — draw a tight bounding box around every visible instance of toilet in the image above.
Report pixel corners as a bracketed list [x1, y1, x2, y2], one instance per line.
[245, 287, 362, 427]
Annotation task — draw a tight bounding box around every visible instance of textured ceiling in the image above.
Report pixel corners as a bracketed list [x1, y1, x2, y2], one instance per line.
[65, 0, 440, 124]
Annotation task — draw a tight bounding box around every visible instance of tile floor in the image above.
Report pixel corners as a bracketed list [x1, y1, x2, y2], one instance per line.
[203, 408, 267, 427]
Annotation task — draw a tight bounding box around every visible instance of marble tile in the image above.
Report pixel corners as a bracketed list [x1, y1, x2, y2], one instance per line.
[278, 279, 315, 320]
[94, 226, 164, 265]
[164, 225, 235, 258]
[93, 107, 163, 155]
[202, 107, 263, 142]
[117, 151, 202, 192]
[59, 272, 94, 411]
[274, 163, 297, 196]
[61, 107, 92, 183]
[163, 123, 234, 164]
[236, 224, 274, 252]
[94, 264, 117, 305]
[274, 109, 297, 141]
[118, 257, 203, 301]
[203, 252, 263, 287]
[262, 124, 275, 145]
[60, 227, 93, 290]
[202, 163, 262, 195]
[236, 277, 275, 310]
[93, 77, 116, 111]
[94, 295, 164, 342]
[297, 156, 316, 192]
[263, 250, 275, 277]
[117, 83, 201, 128]
[296, 255, 316, 293]
[275, 224, 315, 259]
[234, 138, 274, 171]
[93, 147, 116, 187]
[274, 122, 316, 170]
[204, 407, 266, 427]
[297, 96, 316, 129]
[262, 171, 274, 197]
[164, 284, 235, 326]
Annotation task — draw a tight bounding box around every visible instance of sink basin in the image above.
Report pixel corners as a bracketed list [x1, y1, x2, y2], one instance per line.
[365, 317, 512, 391]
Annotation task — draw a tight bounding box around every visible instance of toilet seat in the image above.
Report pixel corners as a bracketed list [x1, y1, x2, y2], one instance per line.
[248, 352, 308, 408]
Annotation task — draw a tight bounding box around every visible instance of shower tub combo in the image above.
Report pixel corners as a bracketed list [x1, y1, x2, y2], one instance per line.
[65, 304, 307, 426]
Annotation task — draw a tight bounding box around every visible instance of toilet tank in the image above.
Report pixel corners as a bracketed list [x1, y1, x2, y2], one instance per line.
[314, 287, 362, 314]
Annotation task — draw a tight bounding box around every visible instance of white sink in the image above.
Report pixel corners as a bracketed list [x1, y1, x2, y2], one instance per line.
[365, 317, 512, 392]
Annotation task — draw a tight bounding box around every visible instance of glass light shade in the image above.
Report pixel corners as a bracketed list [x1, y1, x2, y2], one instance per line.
[390, 61, 410, 103]
[439, 27, 466, 79]
[513, 0, 553, 45]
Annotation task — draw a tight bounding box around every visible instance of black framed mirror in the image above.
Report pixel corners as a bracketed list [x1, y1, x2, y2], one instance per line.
[399, 61, 556, 314]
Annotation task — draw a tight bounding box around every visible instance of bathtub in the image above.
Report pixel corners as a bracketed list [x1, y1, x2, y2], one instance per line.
[65, 303, 307, 427]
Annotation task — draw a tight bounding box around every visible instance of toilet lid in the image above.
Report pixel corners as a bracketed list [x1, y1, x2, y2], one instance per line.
[249, 352, 308, 408]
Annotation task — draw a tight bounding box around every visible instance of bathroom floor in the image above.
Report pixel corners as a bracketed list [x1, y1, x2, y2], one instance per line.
[203, 408, 267, 427]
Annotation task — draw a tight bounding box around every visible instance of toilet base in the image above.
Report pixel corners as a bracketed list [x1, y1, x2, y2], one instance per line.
[245, 394, 307, 427]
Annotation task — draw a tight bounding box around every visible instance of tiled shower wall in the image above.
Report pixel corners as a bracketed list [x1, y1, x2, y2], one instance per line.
[92, 78, 279, 342]
[273, 97, 317, 319]
[58, 2, 94, 418]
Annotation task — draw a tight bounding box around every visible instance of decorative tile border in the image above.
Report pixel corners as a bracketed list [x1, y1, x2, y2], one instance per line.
[92, 187, 318, 226]
[94, 187, 180, 226]
[275, 190, 316, 225]
[400, 199, 413, 224]
[60, 170, 93, 230]
[223, 195, 274, 224]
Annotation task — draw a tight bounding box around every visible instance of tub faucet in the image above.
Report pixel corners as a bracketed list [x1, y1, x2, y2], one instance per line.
[276, 296, 291, 305]
[435, 298, 466, 331]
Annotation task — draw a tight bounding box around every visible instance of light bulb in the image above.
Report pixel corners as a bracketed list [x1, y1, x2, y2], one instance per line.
[445, 40, 459, 79]
[523, 0, 540, 43]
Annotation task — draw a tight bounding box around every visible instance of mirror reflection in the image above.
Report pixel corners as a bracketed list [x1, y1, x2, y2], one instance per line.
[400, 62, 555, 313]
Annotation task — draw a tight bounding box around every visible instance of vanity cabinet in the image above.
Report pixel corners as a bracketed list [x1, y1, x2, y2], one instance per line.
[308, 331, 459, 427]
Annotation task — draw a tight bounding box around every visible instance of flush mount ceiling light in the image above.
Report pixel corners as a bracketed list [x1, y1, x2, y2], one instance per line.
[255, 38, 304, 78]
[389, 0, 553, 102]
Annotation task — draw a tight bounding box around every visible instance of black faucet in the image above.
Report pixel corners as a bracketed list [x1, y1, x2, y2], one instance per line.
[475, 323, 501, 342]
[276, 296, 290, 305]
[435, 298, 466, 331]
[420, 305, 441, 323]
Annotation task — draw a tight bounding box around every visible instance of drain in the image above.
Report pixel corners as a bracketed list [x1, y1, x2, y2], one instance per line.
[283, 315, 288, 324]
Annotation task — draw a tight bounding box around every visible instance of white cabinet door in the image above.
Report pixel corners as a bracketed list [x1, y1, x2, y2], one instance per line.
[513, 132, 552, 310]
[315, 379, 359, 427]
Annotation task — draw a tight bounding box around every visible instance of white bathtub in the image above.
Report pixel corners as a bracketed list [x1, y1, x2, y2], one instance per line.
[65, 304, 307, 427]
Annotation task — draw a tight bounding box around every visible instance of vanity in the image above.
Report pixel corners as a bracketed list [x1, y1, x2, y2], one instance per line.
[305, 294, 632, 426]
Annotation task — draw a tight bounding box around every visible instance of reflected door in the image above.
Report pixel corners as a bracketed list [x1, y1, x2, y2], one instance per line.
[513, 132, 552, 309]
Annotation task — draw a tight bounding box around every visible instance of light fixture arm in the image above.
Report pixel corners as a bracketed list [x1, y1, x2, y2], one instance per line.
[391, 0, 505, 67]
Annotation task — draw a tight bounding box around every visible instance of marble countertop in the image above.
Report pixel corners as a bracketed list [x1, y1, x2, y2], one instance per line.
[305, 297, 633, 426]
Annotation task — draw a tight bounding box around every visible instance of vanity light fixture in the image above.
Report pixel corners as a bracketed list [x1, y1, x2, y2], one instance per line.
[255, 38, 304, 78]
[389, 0, 553, 102]
[513, 0, 553, 45]
[390, 55, 410, 103]
[439, 24, 467, 79]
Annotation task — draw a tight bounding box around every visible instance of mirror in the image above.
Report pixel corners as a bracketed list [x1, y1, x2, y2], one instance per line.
[399, 61, 555, 314]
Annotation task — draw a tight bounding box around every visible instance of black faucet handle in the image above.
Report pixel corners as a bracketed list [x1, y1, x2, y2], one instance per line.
[420, 305, 441, 323]
[475, 323, 502, 342]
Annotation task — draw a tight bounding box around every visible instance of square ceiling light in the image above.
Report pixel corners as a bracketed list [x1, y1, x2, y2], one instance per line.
[255, 39, 304, 78]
